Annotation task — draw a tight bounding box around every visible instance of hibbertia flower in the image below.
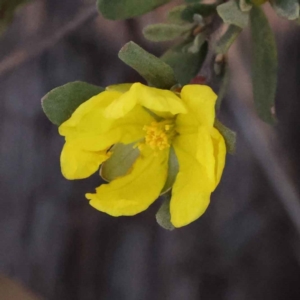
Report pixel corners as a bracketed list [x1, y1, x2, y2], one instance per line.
[59, 83, 226, 227]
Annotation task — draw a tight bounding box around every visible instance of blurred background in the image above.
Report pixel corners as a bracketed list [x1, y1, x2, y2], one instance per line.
[1, 0, 300, 299]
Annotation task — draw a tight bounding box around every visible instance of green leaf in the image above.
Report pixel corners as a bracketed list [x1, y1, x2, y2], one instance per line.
[270, 0, 299, 20]
[167, 5, 188, 24]
[143, 23, 193, 42]
[215, 25, 242, 54]
[214, 119, 236, 154]
[250, 6, 277, 124]
[181, 4, 216, 22]
[156, 193, 174, 231]
[161, 147, 179, 194]
[97, 0, 171, 20]
[161, 37, 208, 85]
[100, 143, 139, 182]
[217, 0, 249, 28]
[119, 41, 177, 89]
[41, 82, 104, 126]
[0, 0, 30, 34]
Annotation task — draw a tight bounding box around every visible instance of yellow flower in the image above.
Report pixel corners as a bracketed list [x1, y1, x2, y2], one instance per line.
[59, 83, 226, 227]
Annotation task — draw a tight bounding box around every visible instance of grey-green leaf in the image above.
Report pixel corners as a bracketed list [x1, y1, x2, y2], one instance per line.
[167, 5, 188, 24]
[181, 4, 216, 22]
[41, 81, 104, 126]
[143, 23, 194, 42]
[214, 119, 236, 154]
[100, 143, 139, 182]
[119, 42, 177, 89]
[97, 0, 171, 20]
[156, 194, 175, 231]
[161, 38, 208, 85]
[217, 0, 249, 28]
[215, 25, 242, 54]
[239, 0, 253, 12]
[250, 6, 277, 124]
[270, 0, 299, 20]
[161, 147, 179, 194]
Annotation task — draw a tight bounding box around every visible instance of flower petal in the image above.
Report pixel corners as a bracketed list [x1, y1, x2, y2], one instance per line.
[105, 83, 186, 119]
[86, 146, 169, 216]
[134, 83, 187, 115]
[61, 139, 110, 180]
[59, 90, 121, 137]
[195, 126, 216, 188]
[176, 85, 217, 132]
[106, 83, 133, 93]
[104, 88, 138, 119]
[211, 127, 226, 189]
[170, 133, 213, 228]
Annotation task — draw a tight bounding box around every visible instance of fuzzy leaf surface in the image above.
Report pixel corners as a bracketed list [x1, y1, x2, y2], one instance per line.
[217, 1, 249, 28]
[97, 0, 171, 20]
[42, 82, 104, 126]
[119, 42, 177, 89]
[250, 6, 277, 124]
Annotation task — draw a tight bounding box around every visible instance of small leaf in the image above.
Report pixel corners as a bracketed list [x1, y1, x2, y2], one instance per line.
[181, 4, 216, 22]
[217, 1, 249, 28]
[156, 194, 175, 231]
[0, 0, 30, 34]
[143, 23, 194, 42]
[270, 0, 299, 20]
[100, 143, 139, 182]
[167, 5, 188, 24]
[187, 33, 206, 53]
[239, 0, 253, 12]
[216, 25, 242, 54]
[214, 119, 236, 154]
[250, 6, 277, 124]
[161, 38, 208, 85]
[41, 82, 104, 126]
[119, 42, 177, 89]
[161, 147, 179, 194]
[97, 0, 171, 20]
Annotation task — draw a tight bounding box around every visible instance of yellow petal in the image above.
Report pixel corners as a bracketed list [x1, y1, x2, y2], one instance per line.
[86, 146, 169, 216]
[67, 130, 122, 152]
[134, 83, 187, 115]
[59, 90, 122, 137]
[211, 127, 226, 189]
[106, 83, 133, 93]
[104, 88, 138, 119]
[170, 133, 213, 228]
[71, 104, 154, 151]
[195, 126, 216, 188]
[105, 83, 186, 119]
[176, 85, 217, 132]
[113, 104, 154, 144]
[61, 139, 110, 180]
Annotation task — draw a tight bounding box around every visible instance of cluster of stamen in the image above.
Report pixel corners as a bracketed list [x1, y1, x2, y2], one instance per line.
[143, 120, 175, 151]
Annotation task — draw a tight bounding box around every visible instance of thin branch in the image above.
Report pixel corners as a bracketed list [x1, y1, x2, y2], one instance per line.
[0, 5, 98, 78]
[229, 54, 300, 237]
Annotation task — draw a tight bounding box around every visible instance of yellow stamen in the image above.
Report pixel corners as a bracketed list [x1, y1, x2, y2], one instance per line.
[142, 120, 175, 151]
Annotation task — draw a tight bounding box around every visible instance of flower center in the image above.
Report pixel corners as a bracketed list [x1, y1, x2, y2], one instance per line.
[143, 120, 175, 151]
